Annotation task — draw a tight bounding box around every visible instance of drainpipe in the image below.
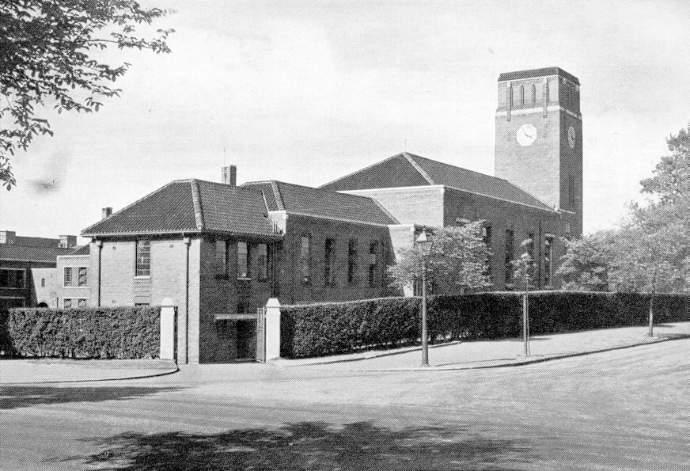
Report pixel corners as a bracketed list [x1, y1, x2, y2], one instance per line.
[96, 239, 103, 306]
[183, 235, 191, 364]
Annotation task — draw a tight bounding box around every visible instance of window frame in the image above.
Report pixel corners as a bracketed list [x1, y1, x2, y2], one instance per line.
[347, 238, 358, 285]
[368, 240, 379, 288]
[324, 238, 336, 287]
[237, 241, 250, 279]
[64, 267, 73, 287]
[299, 234, 312, 285]
[135, 240, 151, 277]
[257, 243, 269, 282]
[0, 268, 27, 289]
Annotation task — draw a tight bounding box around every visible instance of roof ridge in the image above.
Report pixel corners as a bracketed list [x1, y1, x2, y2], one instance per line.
[81, 180, 180, 235]
[318, 153, 406, 189]
[402, 152, 435, 184]
[409, 153, 506, 181]
[190, 180, 205, 230]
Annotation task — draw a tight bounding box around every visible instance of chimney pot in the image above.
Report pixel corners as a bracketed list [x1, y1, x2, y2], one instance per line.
[102, 207, 113, 219]
[222, 165, 237, 186]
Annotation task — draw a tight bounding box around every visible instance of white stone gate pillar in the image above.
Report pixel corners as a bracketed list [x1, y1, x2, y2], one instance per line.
[265, 298, 281, 361]
[160, 297, 176, 361]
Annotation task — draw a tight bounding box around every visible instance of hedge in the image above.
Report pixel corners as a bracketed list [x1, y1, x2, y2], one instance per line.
[1, 306, 161, 359]
[280, 292, 688, 358]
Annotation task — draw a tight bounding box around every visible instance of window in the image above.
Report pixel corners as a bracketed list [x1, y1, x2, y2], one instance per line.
[0, 268, 26, 289]
[519, 84, 525, 105]
[544, 236, 554, 287]
[531, 84, 537, 105]
[482, 226, 492, 278]
[257, 243, 268, 281]
[324, 239, 336, 287]
[64, 267, 73, 287]
[237, 241, 249, 278]
[348, 239, 358, 284]
[527, 232, 536, 287]
[568, 175, 575, 208]
[504, 229, 514, 285]
[300, 235, 311, 284]
[368, 241, 379, 288]
[64, 298, 72, 309]
[77, 298, 87, 307]
[215, 240, 228, 276]
[78, 267, 87, 286]
[41, 278, 45, 288]
[135, 240, 151, 277]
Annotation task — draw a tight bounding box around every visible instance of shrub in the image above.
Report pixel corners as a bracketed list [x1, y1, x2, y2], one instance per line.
[2, 306, 160, 359]
[280, 292, 688, 358]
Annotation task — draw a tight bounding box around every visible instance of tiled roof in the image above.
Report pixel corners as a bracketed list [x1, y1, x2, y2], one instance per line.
[82, 180, 279, 238]
[69, 245, 90, 256]
[0, 244, 73, 263]
[242, 181, 398, 225]
[319, 152, 554, 211]
[498, 67, 579, 85]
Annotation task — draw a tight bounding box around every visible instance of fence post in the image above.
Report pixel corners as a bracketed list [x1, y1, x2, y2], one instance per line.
[160, 297, 176, 362]
[265, 298, 281, 360]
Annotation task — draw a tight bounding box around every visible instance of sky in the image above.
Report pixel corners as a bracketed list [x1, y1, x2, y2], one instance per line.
[1, 0, 688, 241]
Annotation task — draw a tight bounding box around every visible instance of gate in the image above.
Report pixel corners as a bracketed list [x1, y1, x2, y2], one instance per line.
[255, 307, 266, 363]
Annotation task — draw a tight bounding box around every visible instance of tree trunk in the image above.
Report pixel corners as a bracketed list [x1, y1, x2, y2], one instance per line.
[649, 267, 657, 337]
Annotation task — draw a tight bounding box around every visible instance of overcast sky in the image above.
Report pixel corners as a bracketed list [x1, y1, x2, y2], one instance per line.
[2, 0, 688, 241]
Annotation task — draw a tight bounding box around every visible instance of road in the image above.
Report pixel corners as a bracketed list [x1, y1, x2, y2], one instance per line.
[1, 339, 689, 470]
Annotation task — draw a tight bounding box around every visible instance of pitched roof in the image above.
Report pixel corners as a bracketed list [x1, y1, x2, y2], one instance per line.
[82, 180, 279, 238]
[319, 152, 554, 211]
[241, 181, 398, 226]
[69, 245, 90, 256]
[498, 67, 579, 85]
[0, 244, 73, 263]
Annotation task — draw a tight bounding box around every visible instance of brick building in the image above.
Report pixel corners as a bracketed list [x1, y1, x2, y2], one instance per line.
[80, 66, 583, 363]
[0, 231, 77, 310]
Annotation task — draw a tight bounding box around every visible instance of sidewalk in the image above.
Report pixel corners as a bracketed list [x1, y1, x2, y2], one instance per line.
[274, 321, 690, 371]
[0, 359, 178, 384]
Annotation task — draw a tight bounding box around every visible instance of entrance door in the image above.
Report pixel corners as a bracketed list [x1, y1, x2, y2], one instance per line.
[236, 320, 256, 360]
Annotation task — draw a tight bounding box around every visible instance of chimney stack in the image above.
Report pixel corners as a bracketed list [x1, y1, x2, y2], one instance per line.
[221, 165, 237, 186]
[59, 235, 77, 248]
[102, 207, 113, 219]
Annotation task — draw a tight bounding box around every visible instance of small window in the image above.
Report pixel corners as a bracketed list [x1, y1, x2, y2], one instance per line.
[237, 241, 249, 278]
[300, 235, 311, 284]
[77, 298, 87, 307]
[519, 84, 525, 105]
[257, 243, 268, 281]
[324, 239, 336, 287]
[135, 240, 151, 277]
[41, 277, 46, 288]
[78, 267, 88, 286]
[368, 241, 379, 288]
[64, 298, 72, 309]
[531, 84, 537, 105]
[544, 236, 554, 287]
[215, 240, 228, 276]
[347, 239, 358, 284]
[64, 267, 73, 287]
[504, 229, 514, 285]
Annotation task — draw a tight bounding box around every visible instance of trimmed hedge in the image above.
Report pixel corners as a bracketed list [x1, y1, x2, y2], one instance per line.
[1, 306, 161, 359]
[280, 292, 688, 358]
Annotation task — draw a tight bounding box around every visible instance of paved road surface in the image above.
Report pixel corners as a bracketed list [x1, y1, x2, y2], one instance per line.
[1, 339, 689, 469]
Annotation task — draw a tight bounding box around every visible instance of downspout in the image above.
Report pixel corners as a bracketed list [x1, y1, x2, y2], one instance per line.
[96, 239, 103, 306]
[183, 235, 191, 364]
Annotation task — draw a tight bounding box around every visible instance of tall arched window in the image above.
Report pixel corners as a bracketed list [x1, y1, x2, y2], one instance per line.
[531, 84, 537, 105]
[519, 85, 525, 105]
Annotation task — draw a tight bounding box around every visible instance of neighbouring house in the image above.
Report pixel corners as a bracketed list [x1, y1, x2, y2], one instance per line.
[55, 245, 91, 308]
[0, 231, 78, 310]
[79, 66, 583, 364]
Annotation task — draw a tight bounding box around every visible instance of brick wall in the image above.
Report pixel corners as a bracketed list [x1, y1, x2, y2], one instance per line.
[56, 255, 90, 307]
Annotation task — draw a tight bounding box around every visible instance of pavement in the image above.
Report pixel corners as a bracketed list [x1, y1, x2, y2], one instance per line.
[1, 322, 688, 383]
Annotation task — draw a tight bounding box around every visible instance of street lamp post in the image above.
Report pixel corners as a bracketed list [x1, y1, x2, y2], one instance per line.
[416, 227, 431, 367]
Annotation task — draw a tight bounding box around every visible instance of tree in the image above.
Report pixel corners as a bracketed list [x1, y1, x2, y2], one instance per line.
[0, 0, 174, 189]
[608, 224, 686, 336]
[511, 238, 535, 356]
[555, 231, 616, 291]
[387, 222, 492, 295]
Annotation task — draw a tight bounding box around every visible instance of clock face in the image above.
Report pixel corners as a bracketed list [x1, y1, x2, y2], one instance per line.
[568, 126, 576, 148]
[516, 123, 537, 146]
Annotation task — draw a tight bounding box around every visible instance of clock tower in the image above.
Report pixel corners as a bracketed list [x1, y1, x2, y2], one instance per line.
[494, 67, 583, 236]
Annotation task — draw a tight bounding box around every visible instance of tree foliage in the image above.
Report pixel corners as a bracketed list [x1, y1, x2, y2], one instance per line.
[556, 231, 616, 291]
[387, 222, 492, 294]
[0, 0, 174, 189]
